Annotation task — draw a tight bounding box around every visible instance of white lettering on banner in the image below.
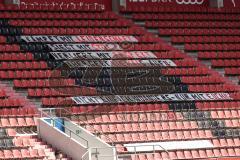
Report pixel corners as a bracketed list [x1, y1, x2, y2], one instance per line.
[128, 0, 204, 4]
[21, 35, 138, 43]
[21, 36, 75, 43]
[175, 0, 204, 4]
[20, 1, 106, 10]
[129, 0, 172, 2]
[47, 44, 122, 51]
[71, 93, 232, 105]
[64, 59, 176, 68]
[50, 51, 157, 60]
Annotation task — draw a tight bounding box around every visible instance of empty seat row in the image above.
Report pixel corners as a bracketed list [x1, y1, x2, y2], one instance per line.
[146, 21, 240, 28]
[9, 19, 132, 27]
[0, 99, 23, 108]
[0, 148, 47, 159]
[161, 67, 210, 76]
[0, 11, 117, 20]
[84, 121, 201, 133]
[212, 60, 240, 67]
[225, 68, 240, 75]
[13, 79, 76, 88]
[0, 117, 36, 127]
[28, 87, 97, 97]
[0, 70, 61, 79]
[101, 130, 213, 143]
[188, 84, 238, 92]
[181, 76, 225, 84]
[198, 52, 240, 59]
[71, 110, 179, 122]
[0, 3, 105, 12]
[129, 148, 240, 160]
[0, 53, 34, 61]
[69, 103, 169, 113]
[196, 101, 240, 109]
[22, 27, 145, 35]
[0, 61, 48, 70]
[185, 43, 240, 51]
[159, 29, 240, 36]
[172, 36, 240, 44]
[132, 13, 240, 21]
[0, 107, 36, 117]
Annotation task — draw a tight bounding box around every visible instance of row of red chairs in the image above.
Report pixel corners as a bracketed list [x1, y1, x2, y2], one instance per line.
[129, 148, 240, 160]
[72, 110, 178, 121]
[0, 108, 36, 117]
[225, 119, 240, 128]
[0, 99, 23, 108]
[198, 52, 240, 59]
[86, 121, 203, 133]
[225, 68, 240, 75]
[0, 70, 61, 79]
[13, 137, 39, 148]
[0, 4, 105, 12]
[22, 27, 146, 35]
[146, 21, 240, 28]
[0, 148, 48, 159]
[0, 11, 117, 20]
[188, 84, 238, 93]
[9, 19, 132, 27]
[0, 61, 48, 70]
[0, 117, 36, 127]
[159, 29, 240, 36]
[172, 36, 240, 44]
[0, 53, 34, 61]
[181, 76, 225, 84]
[0, 45, 20, 52]
[196, 101, 240, 109]
[13, 79, 76, 88]
[28, 87, 96, 97]
[70, 103, 169, 113]
[211, 110, 240, 119]
[102, 130, 213, 143]
[185, 44, 240, 51]
[212, 60, 240, 67]
[161, 67, 210, 76]
[132, 13, 240, 21]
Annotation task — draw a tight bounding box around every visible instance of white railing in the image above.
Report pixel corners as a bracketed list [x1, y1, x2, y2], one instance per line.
[39, 109, 89, 148]
[39, 108, 115, 146]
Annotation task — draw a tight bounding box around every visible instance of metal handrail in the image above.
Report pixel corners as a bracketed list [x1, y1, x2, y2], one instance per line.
[81, 150, 90, 160]
[39, 107, 115, 147]
[39, 109, 89, 148]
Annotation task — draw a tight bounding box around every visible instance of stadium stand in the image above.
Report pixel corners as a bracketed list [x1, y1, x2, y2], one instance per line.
[0, 0, 239, 159]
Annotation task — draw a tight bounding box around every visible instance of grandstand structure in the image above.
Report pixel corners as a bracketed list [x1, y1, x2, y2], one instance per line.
[0, 0, 239, 159]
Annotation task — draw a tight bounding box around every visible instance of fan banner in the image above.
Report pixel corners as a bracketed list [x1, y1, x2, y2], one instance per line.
[71, 93, 232, 104]
[49, 51, 157, 60]
[20, 0, 112, 10]
[21, 35, 138, 43]
[64, 59, 176, 68]
[46, 43, 122, 51]
[126, 0, 208, 6]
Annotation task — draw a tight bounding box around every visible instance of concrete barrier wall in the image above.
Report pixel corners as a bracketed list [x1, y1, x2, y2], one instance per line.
[38, 119, 88, 160]
[64, 120, 116, 160]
